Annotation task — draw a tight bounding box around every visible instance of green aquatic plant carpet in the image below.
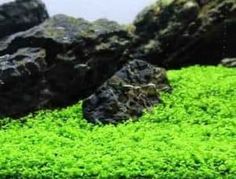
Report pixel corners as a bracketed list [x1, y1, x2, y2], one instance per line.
[0, 66, 235, 178]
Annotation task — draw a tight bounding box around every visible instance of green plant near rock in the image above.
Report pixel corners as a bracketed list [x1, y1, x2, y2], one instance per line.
[0, 66, 235, 178]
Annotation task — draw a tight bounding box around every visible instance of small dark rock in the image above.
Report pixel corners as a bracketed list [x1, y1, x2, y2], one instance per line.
[0, 0, 49, 38]
[83, 60, 171, 124]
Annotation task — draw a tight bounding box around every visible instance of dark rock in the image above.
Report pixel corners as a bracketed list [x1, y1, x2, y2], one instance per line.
[221, 58, 236, 67]
[83, 60, 171, 124]
[131, 0, 236, 68]
[0, 48, 47, 116]
[0, 15, 131, 117]
[0, 0, 49, 38]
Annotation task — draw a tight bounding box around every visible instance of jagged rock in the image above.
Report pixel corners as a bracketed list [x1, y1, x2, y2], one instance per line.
[0, 0, 49, 38]
[221, 58, 236, 67]
[0, 15, 131, 117]
[0, 48, 47, 116]
[131, 0, 236, 68]
[83, 60, 171, 124]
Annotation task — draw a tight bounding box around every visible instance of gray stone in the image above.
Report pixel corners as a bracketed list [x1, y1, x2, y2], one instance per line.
[130, 0, 236, 68]
[0, 48, 47, 116]
[83, 60, 171, 124]
[0, 0, 49, 38]
[221, 58, 236, 67]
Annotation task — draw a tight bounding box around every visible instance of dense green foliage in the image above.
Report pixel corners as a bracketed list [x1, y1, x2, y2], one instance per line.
[0, 66, 235, 178]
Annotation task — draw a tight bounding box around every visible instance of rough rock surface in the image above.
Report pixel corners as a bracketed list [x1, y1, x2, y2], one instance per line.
[0, 0, 49, 38]
[0, 15, 131, 117]
[0, 48, 47, 116]
[131, 0, 236, 68]
[221, 58, 236, 67]
[83, 60, 171, 124]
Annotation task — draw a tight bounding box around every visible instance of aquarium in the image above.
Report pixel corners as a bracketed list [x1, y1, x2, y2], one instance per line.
[0, 0, 235, 178]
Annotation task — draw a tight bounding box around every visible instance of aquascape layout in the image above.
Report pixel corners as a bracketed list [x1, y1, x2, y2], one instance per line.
[0, 0, 235, 178]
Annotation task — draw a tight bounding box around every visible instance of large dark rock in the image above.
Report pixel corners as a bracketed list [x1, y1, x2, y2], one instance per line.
[0, 15, 131, 117]
[83, 60, 171, 124]
[131, 0, 236, 68]
[0, 0, 49, 38]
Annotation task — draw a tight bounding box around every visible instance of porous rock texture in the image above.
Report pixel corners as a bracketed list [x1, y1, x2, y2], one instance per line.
[131, 0, 236, 68]
[83, 60, 171, 124]
[0, 15, 131, 117]
[0, 0, 49, 38]
[0, 48, 47, 116]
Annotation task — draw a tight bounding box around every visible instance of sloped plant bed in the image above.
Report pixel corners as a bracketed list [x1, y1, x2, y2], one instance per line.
[0, 66, 235, 178]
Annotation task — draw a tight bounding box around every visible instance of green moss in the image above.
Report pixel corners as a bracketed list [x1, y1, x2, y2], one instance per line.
[0, 66, 235, 178]
[159, 0, 174, 6]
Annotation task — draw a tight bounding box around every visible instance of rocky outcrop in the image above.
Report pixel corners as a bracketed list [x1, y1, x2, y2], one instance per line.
[83, 60, 171, 124]
[1, 0, 234, 123]
[131, 0, 236, 68]
[221, 58, 236, 67]
[0, 0, 49, 38]
[0, 15, 131, 117]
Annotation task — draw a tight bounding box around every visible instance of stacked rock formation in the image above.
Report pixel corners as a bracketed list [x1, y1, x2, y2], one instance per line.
[0, 13, 131, 117]
[0, 0, 235, 124]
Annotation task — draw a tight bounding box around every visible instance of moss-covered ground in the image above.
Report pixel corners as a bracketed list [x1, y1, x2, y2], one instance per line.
[0, 66, 235, 178]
